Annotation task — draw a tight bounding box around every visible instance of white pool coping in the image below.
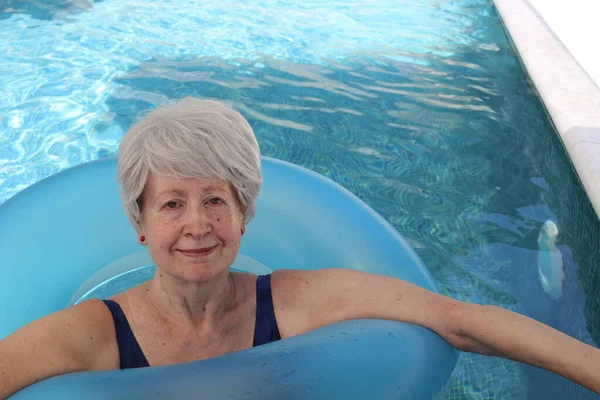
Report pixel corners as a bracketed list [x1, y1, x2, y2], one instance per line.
[528, 0, 600, 88]
[492, 0, 600, 220]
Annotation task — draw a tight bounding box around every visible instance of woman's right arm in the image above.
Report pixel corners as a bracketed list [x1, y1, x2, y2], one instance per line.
[0, 299, 118, 399]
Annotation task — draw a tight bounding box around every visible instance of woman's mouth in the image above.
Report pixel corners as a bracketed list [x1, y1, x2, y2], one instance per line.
[178, 245, 218, 257]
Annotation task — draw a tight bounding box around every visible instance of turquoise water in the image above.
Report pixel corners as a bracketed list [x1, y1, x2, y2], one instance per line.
[2, 0, 600, 398]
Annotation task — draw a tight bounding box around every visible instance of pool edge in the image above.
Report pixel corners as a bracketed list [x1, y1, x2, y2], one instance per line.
[492, 0, 600, 221]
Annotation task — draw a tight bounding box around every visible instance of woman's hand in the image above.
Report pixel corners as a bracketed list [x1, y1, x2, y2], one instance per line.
[272, 268, 600, 394]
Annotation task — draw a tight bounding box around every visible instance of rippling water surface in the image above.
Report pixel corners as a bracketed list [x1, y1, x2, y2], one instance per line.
[2, 0, 600, 398]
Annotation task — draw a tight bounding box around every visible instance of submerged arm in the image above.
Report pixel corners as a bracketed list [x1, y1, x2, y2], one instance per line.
[272, 268, 600, 394]
[455, 303, 600, 393]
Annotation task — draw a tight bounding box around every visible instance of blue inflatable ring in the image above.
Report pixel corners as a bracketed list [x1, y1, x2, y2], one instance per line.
[0, 157, 457, 399]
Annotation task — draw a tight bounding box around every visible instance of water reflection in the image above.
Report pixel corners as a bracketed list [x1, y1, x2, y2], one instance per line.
[2, 0, 600, 397]
[1, 0, 104, 21]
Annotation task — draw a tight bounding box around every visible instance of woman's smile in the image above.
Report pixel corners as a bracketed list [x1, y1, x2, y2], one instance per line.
[178, 245, 218, 258]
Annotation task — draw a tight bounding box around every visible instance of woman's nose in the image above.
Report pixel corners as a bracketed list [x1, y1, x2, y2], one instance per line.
[183, 205, 212, 237]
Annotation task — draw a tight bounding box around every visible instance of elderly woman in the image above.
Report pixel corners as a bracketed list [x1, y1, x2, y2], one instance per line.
[1, 98, 599, 398]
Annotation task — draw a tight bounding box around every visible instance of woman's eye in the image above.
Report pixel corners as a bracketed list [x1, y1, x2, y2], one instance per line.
[165, 201, 179, 209]
[207, 197, 223, 205]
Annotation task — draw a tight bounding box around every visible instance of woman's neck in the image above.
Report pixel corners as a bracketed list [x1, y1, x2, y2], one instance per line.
[142, 270, 238, 328]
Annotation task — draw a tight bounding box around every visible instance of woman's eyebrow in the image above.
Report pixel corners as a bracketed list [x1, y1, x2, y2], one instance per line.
[155, 188, 188, 200]
[154, 186, 227, 201]
[201, 185, 228, 193]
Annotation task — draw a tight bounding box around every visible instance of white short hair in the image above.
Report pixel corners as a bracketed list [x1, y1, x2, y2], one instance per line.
[117, 97, 262, 228]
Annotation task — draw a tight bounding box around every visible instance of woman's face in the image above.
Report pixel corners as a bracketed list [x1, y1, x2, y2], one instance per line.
[138, 173, 245, 282]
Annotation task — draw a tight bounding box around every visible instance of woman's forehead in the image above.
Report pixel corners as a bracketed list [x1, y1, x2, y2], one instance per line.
[146, 173, 231, 196]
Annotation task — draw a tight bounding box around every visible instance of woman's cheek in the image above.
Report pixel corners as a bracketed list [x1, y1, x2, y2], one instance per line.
[151, 218, 178, 245]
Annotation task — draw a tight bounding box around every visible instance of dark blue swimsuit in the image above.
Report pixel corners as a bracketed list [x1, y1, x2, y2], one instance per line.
[103, 274, 281, 369]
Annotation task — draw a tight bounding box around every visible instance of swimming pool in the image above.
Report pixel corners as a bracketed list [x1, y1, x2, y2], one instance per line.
[1, 0, 599, 398]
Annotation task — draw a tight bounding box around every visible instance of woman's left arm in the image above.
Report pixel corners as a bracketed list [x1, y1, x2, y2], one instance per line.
[272, 268, 600, 394]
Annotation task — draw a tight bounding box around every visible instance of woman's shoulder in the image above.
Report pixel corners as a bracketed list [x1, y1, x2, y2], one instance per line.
[70, 297, 115, 322]
[32, 298, 116, 338]
[2, 299, 119, 375]
[270, 268, 338, 295]
[60, 299, 119, 357]
[0, 299, 119, 397]
[269, 269, 348, 337]
[60, 299, 120, 369]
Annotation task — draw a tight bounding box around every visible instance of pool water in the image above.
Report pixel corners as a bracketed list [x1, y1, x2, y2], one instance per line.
[2, 0, 600, 398]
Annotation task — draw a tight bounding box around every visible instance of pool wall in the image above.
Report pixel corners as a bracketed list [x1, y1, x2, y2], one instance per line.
[492, 0, 600, 221]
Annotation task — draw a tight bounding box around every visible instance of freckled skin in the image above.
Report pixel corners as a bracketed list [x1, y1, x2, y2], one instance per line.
[137, 173, 244, 283]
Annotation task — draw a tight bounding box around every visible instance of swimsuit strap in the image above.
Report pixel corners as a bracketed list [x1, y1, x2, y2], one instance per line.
[253, 274, 282, 346]
[103, 299, 150, 369]
[103, 274, 281, 369]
